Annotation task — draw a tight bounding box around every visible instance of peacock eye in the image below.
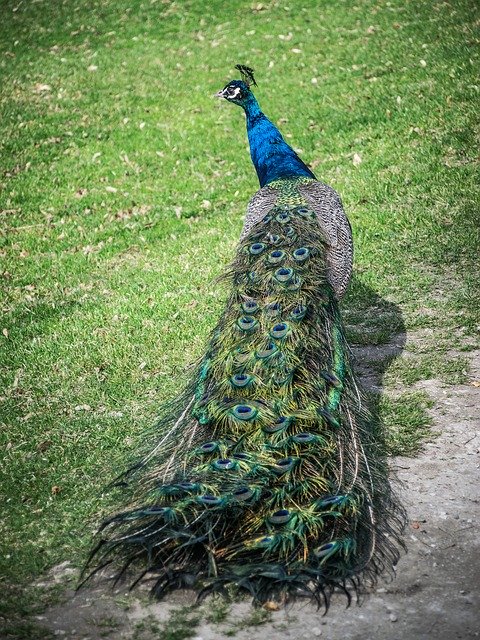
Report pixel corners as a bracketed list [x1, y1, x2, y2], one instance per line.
[227, 86, 242, 99]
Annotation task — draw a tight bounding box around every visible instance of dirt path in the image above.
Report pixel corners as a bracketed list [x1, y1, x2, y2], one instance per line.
[36, 350, 480, 640]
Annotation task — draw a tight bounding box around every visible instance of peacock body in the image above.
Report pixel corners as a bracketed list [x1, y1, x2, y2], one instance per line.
[85, 68, 405, 607]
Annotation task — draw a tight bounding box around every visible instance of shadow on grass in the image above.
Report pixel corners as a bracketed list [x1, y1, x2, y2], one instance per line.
[344, 276, 432, 457]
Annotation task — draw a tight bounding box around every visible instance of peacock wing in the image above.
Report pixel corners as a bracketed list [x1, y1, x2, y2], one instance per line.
[298, 181, 353, 299]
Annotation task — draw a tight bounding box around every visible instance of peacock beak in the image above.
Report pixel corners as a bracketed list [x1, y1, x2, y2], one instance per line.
[214, 89, 226, 98]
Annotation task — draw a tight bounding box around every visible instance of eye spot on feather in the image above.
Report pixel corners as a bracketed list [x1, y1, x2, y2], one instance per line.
[274, 267, 294, 283]
[266, 233, 281, 244]
[249, 242, 266, 255]
[313, 540, 341, 559]
[292, 432, 315, 443]
[296, 206, 316, 219]
[286, 275, 302, 291]
[254, 536, 275, 548]
[232, 452, 250, 461]
[268, 249, 285, 264]
[265, 301, 282, 317]
[231, 373, 253, 388]
[321, 370, 343, 389]
[290, 304, 307, 321]
[197, 494, 223, 506]
[237, 315, 258, 332]
[273, 456, 296, 474]
[199, 441, 218, 454]
[232, 486, 255, 501]
[270, 322, 289, 339]
[269, 509, 293, 524]
[176, 482, 198, 491]
[213, 458, 237, 470]
[231, 404, 258, 420]
[263, 417, 288, 434]
[315, 494, 347, 509]
[241, 300, 259, 314]
[256, 342, 278, 359]
[143, 506, 172, 516]
[293, 247, 310, 262]
[275, 212, 291, 224]
[317, 408, 341, 429]
[159, 482, 200, 496]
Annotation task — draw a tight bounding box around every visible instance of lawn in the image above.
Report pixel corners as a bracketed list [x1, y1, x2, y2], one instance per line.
[1, 0, 479, 634]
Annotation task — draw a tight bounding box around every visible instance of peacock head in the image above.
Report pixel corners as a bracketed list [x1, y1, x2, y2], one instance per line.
[215, 65, 258, 109]
[215, 80, 254, 108]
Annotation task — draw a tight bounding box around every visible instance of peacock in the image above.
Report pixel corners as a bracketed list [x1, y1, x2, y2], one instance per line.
[84, 65, 405, 608]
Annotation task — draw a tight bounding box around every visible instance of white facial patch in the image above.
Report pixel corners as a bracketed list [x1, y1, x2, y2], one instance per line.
[228, 86, 241, 99]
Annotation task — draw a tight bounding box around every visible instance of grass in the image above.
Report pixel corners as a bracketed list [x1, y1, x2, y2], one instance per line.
[381, 391, 434, 457]
[133, 607, 201, 640]
[1, 0, 479, 634]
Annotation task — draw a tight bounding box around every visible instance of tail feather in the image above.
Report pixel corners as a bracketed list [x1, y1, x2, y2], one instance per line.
[83, 194, 405, 607]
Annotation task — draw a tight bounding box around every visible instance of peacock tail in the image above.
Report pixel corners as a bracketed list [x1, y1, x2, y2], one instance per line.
[84, 69, 405, 608]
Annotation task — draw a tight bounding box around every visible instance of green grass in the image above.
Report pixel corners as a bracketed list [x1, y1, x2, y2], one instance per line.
[381, 391, 434, 457]
[1, 0, 479, 633]
[134, 607, 201, 640]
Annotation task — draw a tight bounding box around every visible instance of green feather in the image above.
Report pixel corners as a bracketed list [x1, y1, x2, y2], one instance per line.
[84, 177, 405, 609]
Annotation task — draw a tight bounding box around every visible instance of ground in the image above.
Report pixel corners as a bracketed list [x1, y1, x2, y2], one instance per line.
[33, 342, 480, 640]
[1, 0, 479, 638]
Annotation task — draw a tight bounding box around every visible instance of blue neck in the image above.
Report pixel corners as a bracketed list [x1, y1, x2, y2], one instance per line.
[243, 95, 316, 188]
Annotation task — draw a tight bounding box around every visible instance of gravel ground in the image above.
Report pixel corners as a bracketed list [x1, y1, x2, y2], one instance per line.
[37, 347, 480, 640]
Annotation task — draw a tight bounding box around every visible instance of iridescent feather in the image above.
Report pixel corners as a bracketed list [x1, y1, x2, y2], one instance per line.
[83, 68, 405, 609]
